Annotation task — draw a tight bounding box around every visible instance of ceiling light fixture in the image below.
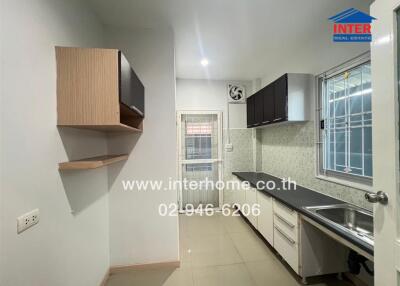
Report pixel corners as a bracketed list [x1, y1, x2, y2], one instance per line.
[201, 58, 209, 66]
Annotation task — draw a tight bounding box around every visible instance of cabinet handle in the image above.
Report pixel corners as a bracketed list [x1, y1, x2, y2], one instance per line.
[274, 213, 295, 228]
[273, 117, 283, 122]
[274, 226, 296, 245]
[262, 121, 270, 124]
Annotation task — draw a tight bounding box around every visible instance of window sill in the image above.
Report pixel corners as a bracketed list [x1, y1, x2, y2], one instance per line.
[316, 174, 373, 193]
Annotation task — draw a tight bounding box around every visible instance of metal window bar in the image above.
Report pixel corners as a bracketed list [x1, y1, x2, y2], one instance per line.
[321, 62, 372, 179]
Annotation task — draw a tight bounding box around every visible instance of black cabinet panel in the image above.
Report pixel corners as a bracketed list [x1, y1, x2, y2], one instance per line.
[274, 74, 288, 121]
[119, 51, 145, 117]
[247, 73, 291, 128]
[246, 96, 255, 127]
[262, 85, 275, 124]
[254, 92, 264, 126]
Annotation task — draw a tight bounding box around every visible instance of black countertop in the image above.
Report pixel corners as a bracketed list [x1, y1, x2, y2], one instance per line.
[232, 172, 373, 256]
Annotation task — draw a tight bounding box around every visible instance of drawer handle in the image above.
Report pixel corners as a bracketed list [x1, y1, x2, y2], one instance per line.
[262, 120, 270, 124]
[274, 226, 296, 245]
[274, 213, 295, 229]
[273, 117, 283, 121]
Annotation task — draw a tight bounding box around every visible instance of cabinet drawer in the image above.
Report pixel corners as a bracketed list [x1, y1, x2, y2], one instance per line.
[273, 200, 298, 226]
[274, 212, 298, 241]
[274, 225, 299, 274]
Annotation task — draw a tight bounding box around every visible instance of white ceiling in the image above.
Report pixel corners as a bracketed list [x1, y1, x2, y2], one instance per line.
[86, 0, 372, 80]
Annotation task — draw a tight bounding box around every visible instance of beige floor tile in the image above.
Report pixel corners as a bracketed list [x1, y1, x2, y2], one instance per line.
[229, 232, 275, 262]
[190, 220, 226, 233]
[221, 214, 252, 234]
[106, 268, 194, 286]
[190, 245, 243, 267]
[183, 233, 235, 252]
[181, 231, 243, 267]
[108, 213, 352, 286]
[181, 214, 227, 237]
[245, 260, 301, 286]
[179, 248, 193, 269]
[193, 263, 256, 286]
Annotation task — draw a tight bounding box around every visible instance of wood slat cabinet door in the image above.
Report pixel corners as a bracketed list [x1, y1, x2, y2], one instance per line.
[274, 74, 288, 122]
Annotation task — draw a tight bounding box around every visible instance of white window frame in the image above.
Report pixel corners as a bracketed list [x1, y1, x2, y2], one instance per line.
[315, 52, 373, 192]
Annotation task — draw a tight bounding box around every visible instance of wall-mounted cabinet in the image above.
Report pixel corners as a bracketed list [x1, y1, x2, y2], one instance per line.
[247, 73, 314, 128]
[56, 47, 144, 132]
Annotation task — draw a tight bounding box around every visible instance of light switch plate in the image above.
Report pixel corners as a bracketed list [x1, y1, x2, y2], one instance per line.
[17, 209, 39, 234]
[225, 143, 233, 152]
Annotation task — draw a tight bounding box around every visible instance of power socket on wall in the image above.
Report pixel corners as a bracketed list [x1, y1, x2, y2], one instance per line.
[17, 209, 40, 234]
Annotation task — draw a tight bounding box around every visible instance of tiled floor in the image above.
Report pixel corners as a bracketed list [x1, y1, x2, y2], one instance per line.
[106, 212, 352, 286]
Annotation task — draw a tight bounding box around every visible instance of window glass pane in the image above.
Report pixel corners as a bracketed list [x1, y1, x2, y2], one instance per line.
[182, 114, 218, 160]
[335, 130, 346, 170]
[364, 127, 373, 177]
[349, 67, 363, 115]
[334, 77, 346, 117]
[328, 130, 335, 170]
[350, 127, 362, 169]
[322, 60, 372, 180]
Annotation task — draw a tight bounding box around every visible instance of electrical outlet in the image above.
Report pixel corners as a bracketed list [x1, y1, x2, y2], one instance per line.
[17, 209, 39, 234]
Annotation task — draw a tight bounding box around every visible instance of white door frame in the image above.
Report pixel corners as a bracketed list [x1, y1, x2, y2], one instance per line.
[371, 0, 400, 285]
[176, 110, 223, 211]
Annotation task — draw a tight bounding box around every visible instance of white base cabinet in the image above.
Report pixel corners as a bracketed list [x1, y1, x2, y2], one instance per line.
[225, 177, 246, 209]
[245, 187, 258, 229]
[230, 177, 349, 281]
[273, 200, 300, 273]
[271, 199, 348, 279]
[257, 193, 274, 245]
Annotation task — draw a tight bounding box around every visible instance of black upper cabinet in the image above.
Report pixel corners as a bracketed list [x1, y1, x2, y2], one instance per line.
[254, 92, 264, 126]
[246, 73, 312, 128]
[262, 84, 275, 124]
[119, 51, 145, 117]
[246, 95, 255, 127]
[274, 74, 288, 122]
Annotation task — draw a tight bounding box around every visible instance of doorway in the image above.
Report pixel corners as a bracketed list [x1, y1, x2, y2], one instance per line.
[177, 111, 223, 211]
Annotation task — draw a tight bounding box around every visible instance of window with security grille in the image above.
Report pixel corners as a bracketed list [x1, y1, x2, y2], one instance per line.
[317, 55, 372, 185]
[183, 116, 218, 172]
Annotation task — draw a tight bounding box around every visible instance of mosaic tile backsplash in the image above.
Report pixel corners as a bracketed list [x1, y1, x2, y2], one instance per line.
[223, 129, 255, 181]
[260, 121, 371, 210]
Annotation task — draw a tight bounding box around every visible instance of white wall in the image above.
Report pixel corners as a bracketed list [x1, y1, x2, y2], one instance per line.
[0, 0, 110, 285]
[261, 41, 370, 86]
[104, 27, 179, 266]
[176, 79, 252, 129]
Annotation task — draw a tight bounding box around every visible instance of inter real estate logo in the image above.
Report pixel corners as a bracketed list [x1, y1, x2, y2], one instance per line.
[329, 8, 376, 42]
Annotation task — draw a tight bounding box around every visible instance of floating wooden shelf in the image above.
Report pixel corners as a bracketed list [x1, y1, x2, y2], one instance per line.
[59, 154, 129, 170]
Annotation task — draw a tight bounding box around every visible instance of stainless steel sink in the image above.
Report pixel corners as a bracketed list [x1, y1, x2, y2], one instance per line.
[304, 204, 374, 246]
